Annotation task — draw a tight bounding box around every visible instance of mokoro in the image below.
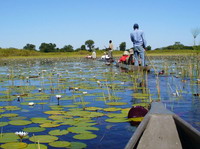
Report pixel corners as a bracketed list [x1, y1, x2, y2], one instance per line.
[125, 102, 200, 149]
[116, 63, 151, 72]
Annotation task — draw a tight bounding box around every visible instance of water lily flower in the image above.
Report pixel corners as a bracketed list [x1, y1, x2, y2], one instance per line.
[15, 131, 28, 141]
[38, 88, 42, 92]
[178, 72, 182, 75]
[83, 92, 87, 94]
[74, 87, 79, 91]
[97, 81, 101, 84]
[121, 82, 125, 85]
[42, 70, 47, 72]
[56, 95, 62, 99]
[28, 102, 35, 106]
[93, 76, 96, 78]
[17, 96, 20, 101]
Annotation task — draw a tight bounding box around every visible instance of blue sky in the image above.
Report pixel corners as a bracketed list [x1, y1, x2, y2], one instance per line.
[0, 0, 200, 50]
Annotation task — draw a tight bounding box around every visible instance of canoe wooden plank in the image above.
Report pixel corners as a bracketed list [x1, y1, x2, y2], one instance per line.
[137, 114, 182, 149]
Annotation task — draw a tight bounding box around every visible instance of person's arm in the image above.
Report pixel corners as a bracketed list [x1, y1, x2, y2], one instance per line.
[141, 32, 147, 48]
[130, 33, 134, 43]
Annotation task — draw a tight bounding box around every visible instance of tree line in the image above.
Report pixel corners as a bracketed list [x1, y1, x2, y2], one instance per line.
[154, 42, 200, 50]
[6, 40, 151, 53]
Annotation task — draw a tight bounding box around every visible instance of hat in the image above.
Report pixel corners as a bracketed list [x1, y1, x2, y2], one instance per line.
[123, 51, 129, 55]
[129, 49, 134, 54]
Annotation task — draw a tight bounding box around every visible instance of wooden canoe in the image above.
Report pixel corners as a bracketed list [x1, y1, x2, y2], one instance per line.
[116, 63, 151, 72]
[125, 102, 200, 149]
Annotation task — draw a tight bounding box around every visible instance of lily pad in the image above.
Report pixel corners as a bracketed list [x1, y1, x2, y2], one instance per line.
[49, 141, 71, 148]
[44, 111, 66, 115]
[23, 127, 46, 132]
[105, 118, 128, 123]
[31, 117, 52, 124]
[85, 107, 103, 111]
[1, 142, 27, 149]
[29, 135, 58, 143]
[69, 142, 87, 149]
[1, 113, 18, 117]
[40, 122, 60, 128]
[48, 129, 69, 136]
[73, 133, 97, 140]
[0, 122, 8, 127]
[68, 126, 99, 134]
[128, 117, 144, 122]
[4, 106, 21, 111]
[0, 133, 19, 143]
[23, 144, 47, 149]
[9, 120, 32, 126]
[106, 102, 127, 106]
[103, 107, 122, 112]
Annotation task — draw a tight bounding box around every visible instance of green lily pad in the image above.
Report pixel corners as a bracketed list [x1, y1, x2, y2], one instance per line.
[9, 116, 27, 121]
[73, 133, 97, 140]
[49, 141, 71, 147]
[66, 111, 91, 117]
[0, 122, 8, 127]
[74, 102, 90, 105]
[87, 111, 104, 117]
[60, 119, 78, 126]
[48, 129, 69, 136]
[23, 144, 47, 149]
[0, 133, 19, 143]
[68, 126, 99, 134]
[23, 127, 46, 132]
[1, 142, 27, 149]
[85, 107, 103, 111]
[105, 118, 128, 123]
[40, 122, 60, 128]
[29, 135, 58, 143]
[44, 111, 66, 115]
[106, 102, 127, 106]
[106, 113, 126, 118]
[103, 107, 122, 112]
[1, 113, 18, 117]
[4, 106, 21, 111]
[9, 120, 32, 126]
[69, 142, 87, 149]
[128, 117, 144, 122]
[0, 109, 5, 113]
[31, 117, 52, 124]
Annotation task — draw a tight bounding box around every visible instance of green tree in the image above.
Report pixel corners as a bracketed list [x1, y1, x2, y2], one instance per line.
[60, 45, 74, 52]
[146, 45, 151, 51]
[119, 42, 126, 51]
[39, 43, 57, 52]
[81, 45, 86, 50]
[23, 44, 36, 51]
[85, 40, 94, 52]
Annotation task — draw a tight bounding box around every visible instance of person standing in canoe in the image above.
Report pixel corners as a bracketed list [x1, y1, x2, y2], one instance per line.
[130, 23, 147, 66]
[108, 40, 114, 62]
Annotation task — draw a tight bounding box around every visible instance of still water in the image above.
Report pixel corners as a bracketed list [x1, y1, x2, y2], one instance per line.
[0, 57, 199, 149]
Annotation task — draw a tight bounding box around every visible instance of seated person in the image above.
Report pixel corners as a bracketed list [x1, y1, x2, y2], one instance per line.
[85, 55, 92, 59]
[101, 52, 110, 60]
[91, 51, 96, 59]
[118, 51, 129, 64]
[127, 48, 134, 65]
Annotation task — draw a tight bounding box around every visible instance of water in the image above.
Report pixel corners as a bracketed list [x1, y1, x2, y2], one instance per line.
[0, 57, 199, 149]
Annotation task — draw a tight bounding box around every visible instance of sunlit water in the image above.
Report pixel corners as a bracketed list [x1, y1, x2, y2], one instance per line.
[0, 57, 199, 149]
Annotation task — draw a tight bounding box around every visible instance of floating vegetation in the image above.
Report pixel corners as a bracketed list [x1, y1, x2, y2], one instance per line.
[29, 135, 58, 143]
[0, 56, 199, 148]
